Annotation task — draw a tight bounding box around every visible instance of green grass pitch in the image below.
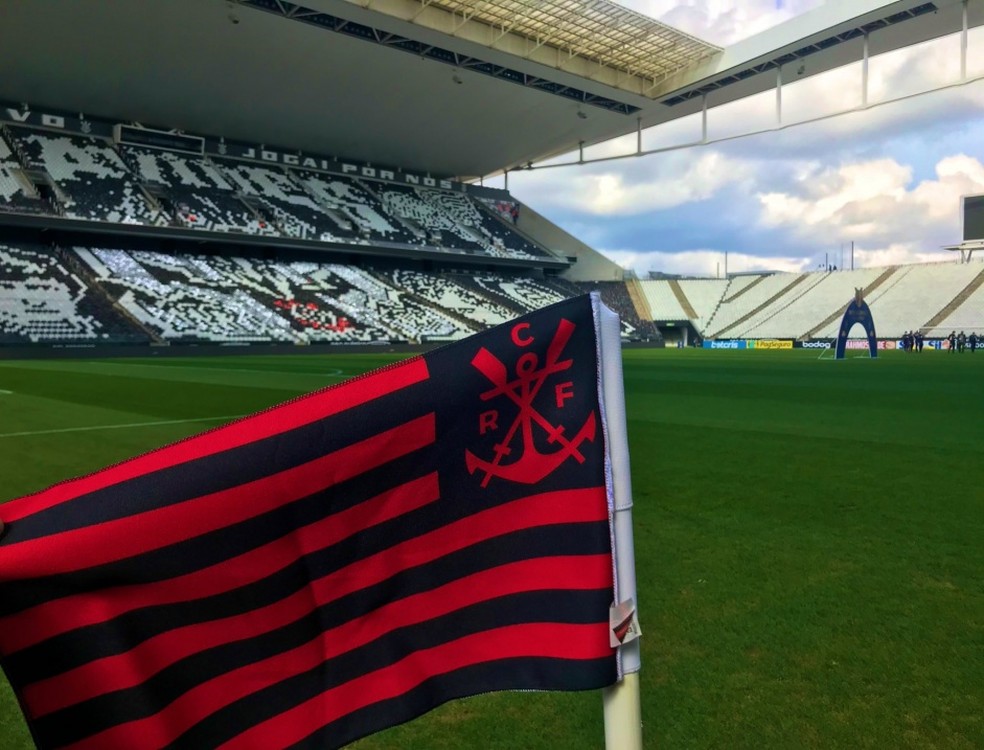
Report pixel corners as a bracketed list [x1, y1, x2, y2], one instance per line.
[0, 349, 981, 749]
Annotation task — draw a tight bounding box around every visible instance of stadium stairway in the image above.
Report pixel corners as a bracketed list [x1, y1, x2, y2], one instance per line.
[356, 179, 428, 243]
[364, 269, 482, 335]
[721, 274, 767, 304]
[668, 279, 698, 319]
[801, 266, 898, 340]
[699, 278, 733, 334]
[710, 274, 808, 338]
[0, 124, 32, 171]
[473, 200, 553, 260]
[920, 265, 984, 332]
[625, 278, 653, 323]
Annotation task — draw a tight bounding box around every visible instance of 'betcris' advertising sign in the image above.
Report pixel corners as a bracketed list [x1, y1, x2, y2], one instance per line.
[703, 340, 747, 349]
[747, 339, 793, 350]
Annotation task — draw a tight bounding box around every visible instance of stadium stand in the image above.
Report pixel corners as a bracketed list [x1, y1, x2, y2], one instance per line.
[0, 243, 146, 344]
[742, 267, 883, 340]
[215, 160, 350, 241]
[387, 269, 514, 327]
[0, 133, 49, 215]
[6, 114, 982, 351]
[0, 115, 557, 270]
[10, 127, 163, 225]
[74, 247, 298, 343]
[418, 188, 547, 260]
[470, 275, 570, 312]
[810, 262, 982, 338]
[578, 280, 662, 340]
[294, 171, 417, 245]
[675, 279, 728, 328]
[376, 182, 483, 251]
[926, 265, 984, 335]
[224, 259, 392, 343]
[69, 247, 492, 344]
[120, 146, 274, 234]
[315, 264, 474, 342]
[705, 272, 813, 338]
[639, 280, 688, 321]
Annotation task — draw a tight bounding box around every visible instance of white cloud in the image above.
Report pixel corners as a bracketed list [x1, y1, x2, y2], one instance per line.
[850, 243, 955, 269]
[757, 154, 984, 246]
[601, 248, 811, 276]
[619, 0, 823, 46]
[511, 150, 752, 216]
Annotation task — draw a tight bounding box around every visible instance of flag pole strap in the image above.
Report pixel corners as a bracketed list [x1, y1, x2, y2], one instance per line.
[594, 295, 643, 749]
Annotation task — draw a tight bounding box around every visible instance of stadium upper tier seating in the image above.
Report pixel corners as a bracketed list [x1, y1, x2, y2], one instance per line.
[120, 146, 274, 235]
[741, 268, 884, 340]
[215, 161, 352, 242]
[929, 270, 984, 335]
[810, 261, 984, 338]
[9, 128, 164, 225]
[0, 242, 147, 344]
[0, 133, 49, 215]
[0, 124, 551, 261]
[637, 262, 984, 339]
[420, 189, 545, 260]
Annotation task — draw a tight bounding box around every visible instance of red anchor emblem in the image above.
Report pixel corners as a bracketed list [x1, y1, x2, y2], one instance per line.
[465, 317, 597, 487]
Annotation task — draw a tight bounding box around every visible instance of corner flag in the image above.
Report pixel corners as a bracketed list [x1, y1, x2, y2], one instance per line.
[0, 293, 640, 749]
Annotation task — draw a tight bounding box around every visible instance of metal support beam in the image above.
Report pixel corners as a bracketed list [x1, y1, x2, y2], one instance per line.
[862, 33, 869, 106]
[701, 94, 708, 143]
[776, 66, 783, 125]
[961, 0, 969, 81]
[636, 117, 642, 155]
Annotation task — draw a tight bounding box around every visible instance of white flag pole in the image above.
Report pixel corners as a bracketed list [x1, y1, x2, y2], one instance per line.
[594, 295, 643, 750]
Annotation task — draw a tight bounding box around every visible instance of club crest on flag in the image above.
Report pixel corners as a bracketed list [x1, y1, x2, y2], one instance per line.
[465, 316, 597, 488]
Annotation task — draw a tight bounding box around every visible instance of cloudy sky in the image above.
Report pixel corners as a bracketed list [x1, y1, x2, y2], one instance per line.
[489, 1, 984, 277]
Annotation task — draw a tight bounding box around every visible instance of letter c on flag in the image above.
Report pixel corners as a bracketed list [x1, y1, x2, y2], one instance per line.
[511, 323, 533, 347]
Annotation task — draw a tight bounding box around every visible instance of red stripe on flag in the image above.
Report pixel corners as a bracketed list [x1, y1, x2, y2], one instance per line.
[2, 472, 441, 655]
[60, 555, 613, 750]
[219, 623, 612, 750]
[0, 415, 435, 581]
[24, 488, 607, 715]
[0, 358, 428, 522]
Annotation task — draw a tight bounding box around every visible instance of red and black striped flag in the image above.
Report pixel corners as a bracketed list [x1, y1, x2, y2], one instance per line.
[0, 294, 623, 749]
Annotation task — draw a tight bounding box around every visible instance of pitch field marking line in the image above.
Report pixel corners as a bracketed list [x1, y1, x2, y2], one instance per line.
[88, 363, 347, 377]
[0, 389, 12, 395]
[0, 415, 245, 439]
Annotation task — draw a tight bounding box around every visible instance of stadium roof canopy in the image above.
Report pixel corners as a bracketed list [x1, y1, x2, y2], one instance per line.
[368, 0, 722, 86]
[0, 0, 978, 181]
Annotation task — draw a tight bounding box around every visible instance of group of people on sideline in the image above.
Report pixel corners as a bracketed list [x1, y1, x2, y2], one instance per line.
[946, 331, 977, 353]
[901, 331, 978, 352]
[900, 331, 924, 352]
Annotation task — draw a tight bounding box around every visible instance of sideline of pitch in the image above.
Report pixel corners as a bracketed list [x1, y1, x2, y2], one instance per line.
[0, 415, 244, 439]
